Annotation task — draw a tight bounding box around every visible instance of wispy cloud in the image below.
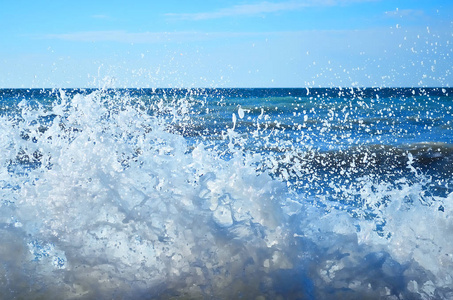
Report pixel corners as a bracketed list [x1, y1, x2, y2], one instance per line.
[384, 8, 424, 18]
[91, 14, 111, 20]
[41, 28, 393, 44]
[165, 0, 378, 20]
[41, 31, 270, 43]
[165, 1, 308, 20]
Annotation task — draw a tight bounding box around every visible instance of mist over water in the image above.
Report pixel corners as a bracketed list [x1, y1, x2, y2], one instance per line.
[1, 88, 452, 299]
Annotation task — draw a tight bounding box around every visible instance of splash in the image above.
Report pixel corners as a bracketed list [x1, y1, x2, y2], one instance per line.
[0, 88, 452, 299]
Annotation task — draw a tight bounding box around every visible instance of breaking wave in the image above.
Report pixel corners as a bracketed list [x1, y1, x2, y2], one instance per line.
[0, 88, 452, 299]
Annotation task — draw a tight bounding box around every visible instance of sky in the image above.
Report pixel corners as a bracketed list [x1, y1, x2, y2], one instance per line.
[0, 0, 452, 88]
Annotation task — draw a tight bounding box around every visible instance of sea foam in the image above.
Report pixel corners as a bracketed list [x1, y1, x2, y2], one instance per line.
[0, 89, 452, 299]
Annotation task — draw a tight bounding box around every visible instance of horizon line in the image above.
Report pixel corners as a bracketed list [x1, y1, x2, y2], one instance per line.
[1, 86, 451, 90]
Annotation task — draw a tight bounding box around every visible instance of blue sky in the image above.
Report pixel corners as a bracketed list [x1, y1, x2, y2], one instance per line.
[1, 0, 452, 88]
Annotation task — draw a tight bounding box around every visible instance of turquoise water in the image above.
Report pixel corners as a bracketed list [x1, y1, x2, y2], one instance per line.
[1, 88, 452, 299]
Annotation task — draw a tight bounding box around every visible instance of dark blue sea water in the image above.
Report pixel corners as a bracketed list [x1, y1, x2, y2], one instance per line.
[1, 88, 452, 299]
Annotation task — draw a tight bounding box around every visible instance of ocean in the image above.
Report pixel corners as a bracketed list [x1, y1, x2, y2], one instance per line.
[0, 87, 452, 299]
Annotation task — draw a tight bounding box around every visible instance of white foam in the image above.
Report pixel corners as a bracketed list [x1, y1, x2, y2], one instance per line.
[1, 90, 452, 299]
[1, 90, 295, 298]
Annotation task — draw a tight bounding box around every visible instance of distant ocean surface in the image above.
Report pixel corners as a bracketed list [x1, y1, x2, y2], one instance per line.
[1, 87, 452, 299]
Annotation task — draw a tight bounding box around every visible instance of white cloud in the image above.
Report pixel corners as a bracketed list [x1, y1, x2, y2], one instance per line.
[91, 14, 110, 19]
[165, 0, 378, 20]
[165, 1, 308, 20]
[41, 31, 269, 43]
[44, 31, 166, 43]
[384, 8, 424, 18]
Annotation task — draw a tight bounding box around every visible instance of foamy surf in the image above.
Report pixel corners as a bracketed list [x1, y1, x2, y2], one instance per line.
[0, 88, 452, 299]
